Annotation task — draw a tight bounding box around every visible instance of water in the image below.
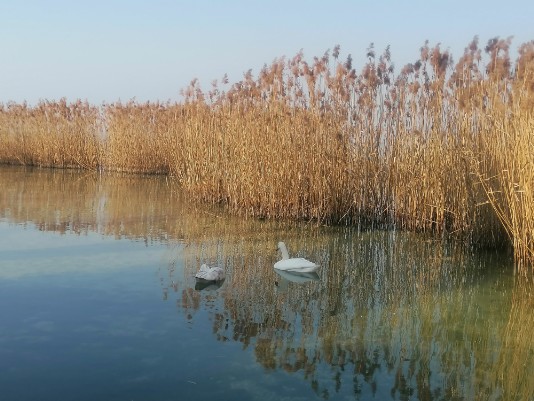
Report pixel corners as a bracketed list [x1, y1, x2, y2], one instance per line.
[0, 166, 532, 401]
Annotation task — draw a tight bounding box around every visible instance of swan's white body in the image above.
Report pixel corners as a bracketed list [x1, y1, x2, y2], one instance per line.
[274, 242, 319, 273]
[195, 264, 225, 281]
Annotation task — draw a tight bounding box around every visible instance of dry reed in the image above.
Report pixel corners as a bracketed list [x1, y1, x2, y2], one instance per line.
[0, 99, 101, 169]
[0, 36, 533, 268]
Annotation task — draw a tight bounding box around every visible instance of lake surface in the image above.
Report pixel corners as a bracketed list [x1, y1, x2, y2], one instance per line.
[0, 166, 532, 401]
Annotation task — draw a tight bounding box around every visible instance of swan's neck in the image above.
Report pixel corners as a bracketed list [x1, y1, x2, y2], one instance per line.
[278, 242, 290, 260]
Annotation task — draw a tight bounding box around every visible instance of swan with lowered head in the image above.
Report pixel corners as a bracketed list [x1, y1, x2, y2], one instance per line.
[195, 264, 225, 281]
[274, 242, 319, 273]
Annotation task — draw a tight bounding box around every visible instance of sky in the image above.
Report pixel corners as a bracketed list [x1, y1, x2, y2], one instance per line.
[1, 0, 533, 105]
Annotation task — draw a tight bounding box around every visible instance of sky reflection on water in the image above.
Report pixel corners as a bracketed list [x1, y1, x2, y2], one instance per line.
[0, 166, 532, 401]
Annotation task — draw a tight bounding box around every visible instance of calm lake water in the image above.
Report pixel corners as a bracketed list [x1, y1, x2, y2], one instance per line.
[0, 166, 532, 401]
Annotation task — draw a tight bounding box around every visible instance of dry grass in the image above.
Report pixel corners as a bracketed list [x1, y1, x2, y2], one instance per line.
[0, 36, 533, 268]
[470, 107, 534, 268]
[0, 99, 101, 169]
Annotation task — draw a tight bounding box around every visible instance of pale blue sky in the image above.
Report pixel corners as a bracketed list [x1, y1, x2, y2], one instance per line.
[1, 0, 533, 104]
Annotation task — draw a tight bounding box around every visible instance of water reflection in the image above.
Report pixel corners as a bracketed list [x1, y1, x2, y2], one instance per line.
[168, 231, 531, 401]
[0, 166, 532, 401]
[275, 270, 320, 286]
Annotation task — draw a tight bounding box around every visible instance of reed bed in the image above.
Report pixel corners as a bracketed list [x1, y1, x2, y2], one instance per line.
[0, 37, 533, 268]
[0, 99, 101, 169]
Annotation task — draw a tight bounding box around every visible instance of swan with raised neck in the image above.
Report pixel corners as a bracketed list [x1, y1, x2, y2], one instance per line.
[275, 242, 319, 273]
[277, 241, 290, 260]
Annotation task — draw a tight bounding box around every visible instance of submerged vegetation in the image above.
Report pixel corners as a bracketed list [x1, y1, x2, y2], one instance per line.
[0, 36, 533, 269]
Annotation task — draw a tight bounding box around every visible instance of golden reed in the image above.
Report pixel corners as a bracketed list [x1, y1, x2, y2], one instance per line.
[0, 37, 533, 268]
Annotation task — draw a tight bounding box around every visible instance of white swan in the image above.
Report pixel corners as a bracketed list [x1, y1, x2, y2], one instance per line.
[195, 264, 225, 281]
[274, 242, 319, 273]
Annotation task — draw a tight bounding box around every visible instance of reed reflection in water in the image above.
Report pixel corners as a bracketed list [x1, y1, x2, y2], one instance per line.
[0, 166, 532, 401]
[170, 229, 532, 401]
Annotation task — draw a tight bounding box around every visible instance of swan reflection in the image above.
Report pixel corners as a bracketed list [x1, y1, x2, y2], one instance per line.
[194, 279, 225, 291]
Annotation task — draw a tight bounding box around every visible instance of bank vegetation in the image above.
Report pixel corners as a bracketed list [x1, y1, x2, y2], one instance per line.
[0, 36, 533, 270]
